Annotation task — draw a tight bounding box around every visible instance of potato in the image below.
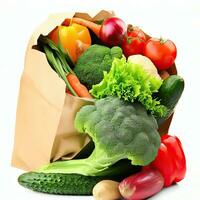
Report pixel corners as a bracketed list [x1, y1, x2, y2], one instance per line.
[93, 180, 121, 200]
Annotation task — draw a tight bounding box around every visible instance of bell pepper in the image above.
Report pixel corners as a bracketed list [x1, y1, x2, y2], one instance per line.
[49, 23, 91, 63]
[149, 135, 186, 187]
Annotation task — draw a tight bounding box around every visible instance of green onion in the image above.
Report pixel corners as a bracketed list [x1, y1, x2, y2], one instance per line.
[43, 45, 77, 96]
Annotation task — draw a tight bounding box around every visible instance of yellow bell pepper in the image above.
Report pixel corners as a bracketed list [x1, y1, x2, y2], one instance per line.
[49, 23, 91, 63]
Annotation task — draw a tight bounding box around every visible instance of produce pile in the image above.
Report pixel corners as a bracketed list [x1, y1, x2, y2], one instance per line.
[18, 16, 186, 199]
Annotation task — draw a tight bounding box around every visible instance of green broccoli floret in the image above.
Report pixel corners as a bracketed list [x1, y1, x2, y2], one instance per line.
[38, 97, 160, 176]
[74, 44, 122, 89]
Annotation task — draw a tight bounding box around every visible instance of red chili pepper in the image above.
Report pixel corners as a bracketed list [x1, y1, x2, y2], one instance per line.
[149, 135, 186, 187]
[65, 88, 72, 95]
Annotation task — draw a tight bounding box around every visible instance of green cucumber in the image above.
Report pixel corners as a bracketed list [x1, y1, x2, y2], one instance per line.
[18, 160, 140, 195]
[18, 173, 105, 195]
[156, 75, 184, 125]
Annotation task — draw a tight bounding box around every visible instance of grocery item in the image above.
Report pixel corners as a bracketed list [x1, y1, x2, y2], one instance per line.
[14, 11, 186, 199]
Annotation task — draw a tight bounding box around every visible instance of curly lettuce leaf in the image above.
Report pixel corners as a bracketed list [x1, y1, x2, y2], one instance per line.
[90, 57, 167, 117]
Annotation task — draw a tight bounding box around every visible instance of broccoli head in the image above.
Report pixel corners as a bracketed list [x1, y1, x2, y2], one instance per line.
[38, 97, 160, 176]
[74, 44, 122, 89]
[75, 96, 160, 165]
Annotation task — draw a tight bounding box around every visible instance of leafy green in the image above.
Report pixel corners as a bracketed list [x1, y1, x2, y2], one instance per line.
[74, 44, 122, 89]
[38, 97, 160, 175]
[90, 57, 167, 117]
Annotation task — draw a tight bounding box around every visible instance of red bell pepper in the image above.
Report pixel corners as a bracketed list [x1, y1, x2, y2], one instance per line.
[149, 135, 186, 187]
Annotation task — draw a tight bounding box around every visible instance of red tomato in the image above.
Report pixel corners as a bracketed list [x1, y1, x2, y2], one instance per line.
[143, 38, 177, 70]
[121, 25, 147, 58]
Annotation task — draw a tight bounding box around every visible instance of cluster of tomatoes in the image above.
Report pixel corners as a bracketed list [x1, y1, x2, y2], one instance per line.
[121, 24, 177, 71]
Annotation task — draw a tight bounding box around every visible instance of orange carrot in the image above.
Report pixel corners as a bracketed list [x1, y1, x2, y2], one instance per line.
[63, 18, 101, 37]
[67, 74, 92, 98]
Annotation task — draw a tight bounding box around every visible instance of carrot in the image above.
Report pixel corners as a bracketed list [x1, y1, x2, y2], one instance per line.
[67, 74, 92, 98]
[63, 18, 101, 37]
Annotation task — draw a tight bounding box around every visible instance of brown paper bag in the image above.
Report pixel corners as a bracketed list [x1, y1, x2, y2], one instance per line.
[11, 10, 114, 171]
[12, 10, 176, 171]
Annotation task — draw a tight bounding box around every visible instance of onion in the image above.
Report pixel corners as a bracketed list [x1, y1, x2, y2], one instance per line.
[119, 168, 164, 200]
[100, 17, 126, 47]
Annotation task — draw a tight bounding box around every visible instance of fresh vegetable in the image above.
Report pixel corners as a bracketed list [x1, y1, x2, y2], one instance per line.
[67, 74, 92, 98]
[143, 38, 177, 70]
[74, 44, 122, 89]
[156, 75, 184, 125]
[100, 17, 126, 47]
[18, 160, 141, 195]
[149, 135, 186, 187]
[49, 23, 91, 62]
[93, 180, 121, 200]
[38, 97, 161, 174]
[63, 17, 101, 38]
[122, 25, 147, 57]
[91, 57, 167, 117]
[128, 55, 161, 80]
[18, 173, 109, 195]
[119, 168, 164, 200]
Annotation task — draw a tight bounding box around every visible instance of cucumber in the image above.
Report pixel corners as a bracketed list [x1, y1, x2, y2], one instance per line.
[18, 160, 141, 195]
[156, 75, 184, 125]
[18, 173, 106, 195]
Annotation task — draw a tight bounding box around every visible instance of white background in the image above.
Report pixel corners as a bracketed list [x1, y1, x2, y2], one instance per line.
[0, 0, 200, 199]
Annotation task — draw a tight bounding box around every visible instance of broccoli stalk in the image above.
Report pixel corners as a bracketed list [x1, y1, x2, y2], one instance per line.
[38, 148, 121, 175]
[38, 97, 161, 176]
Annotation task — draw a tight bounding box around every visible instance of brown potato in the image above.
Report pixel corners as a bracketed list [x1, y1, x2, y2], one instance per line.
[93, 180, 121, 200]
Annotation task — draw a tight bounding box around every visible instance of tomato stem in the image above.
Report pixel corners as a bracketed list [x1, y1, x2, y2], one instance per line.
[127, 24, 134, 32]
[126, 36, 132, 44]
[160, 37, 167, 44]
